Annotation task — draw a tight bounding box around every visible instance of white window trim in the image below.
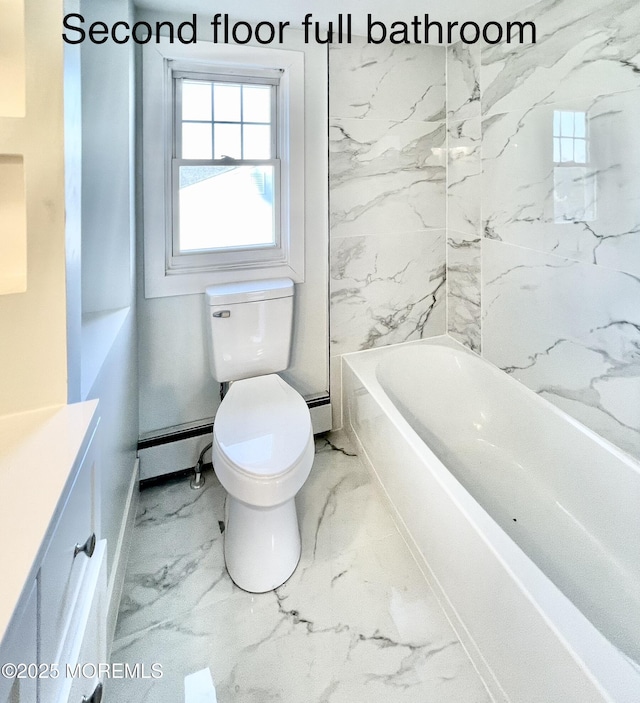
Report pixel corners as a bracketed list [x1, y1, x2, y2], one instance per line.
[142, 39, 305, 298]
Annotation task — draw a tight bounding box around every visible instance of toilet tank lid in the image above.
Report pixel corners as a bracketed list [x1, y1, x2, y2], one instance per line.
[205, 278, 294, 305]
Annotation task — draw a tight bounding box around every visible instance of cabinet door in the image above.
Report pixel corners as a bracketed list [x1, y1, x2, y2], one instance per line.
[0, 581, 37, 703]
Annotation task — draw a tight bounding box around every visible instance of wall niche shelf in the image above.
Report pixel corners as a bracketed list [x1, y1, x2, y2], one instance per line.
[0, 155, 27, 295]
[0, 0, 27, 296]
[0, 0, 26, 118]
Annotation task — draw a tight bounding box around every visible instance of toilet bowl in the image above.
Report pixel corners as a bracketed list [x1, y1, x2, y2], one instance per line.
[212, 374, 314, 593]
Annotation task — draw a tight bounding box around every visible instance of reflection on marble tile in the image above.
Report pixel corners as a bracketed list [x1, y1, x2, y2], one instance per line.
[329, 118, 446, 238]
[447, 43, 480, 122]
[330, 231, 446, 357]
[447, 117, 481, 238]
[483, 238, 640, 460]
[447, 235, 481, 353]
[110, 434, 490, 703]
[329, 39, 445, 122]
[482, 89, 640, 277]
[481, 0, 640, 116]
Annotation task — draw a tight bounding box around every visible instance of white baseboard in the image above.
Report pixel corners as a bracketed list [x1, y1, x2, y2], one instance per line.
[106, 457, 139, 660]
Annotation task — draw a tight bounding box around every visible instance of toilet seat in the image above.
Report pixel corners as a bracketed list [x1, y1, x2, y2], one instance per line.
[214, 374, 312, 479]
[212, 375, 314, 508]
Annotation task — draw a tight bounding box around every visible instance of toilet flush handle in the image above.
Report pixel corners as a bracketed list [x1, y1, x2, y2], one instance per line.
[213, 310, 231, 318]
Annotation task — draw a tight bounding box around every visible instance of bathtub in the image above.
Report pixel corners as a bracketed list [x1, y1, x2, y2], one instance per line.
[342, 337, 640, 703]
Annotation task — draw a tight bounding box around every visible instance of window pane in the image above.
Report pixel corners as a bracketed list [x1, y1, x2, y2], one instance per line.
[243, 124, 271, 159]
[178, 165, 275, 251]
[560, 111, 574, 137]
[182, 123, 212, 159]
[214, 123, 241, 159]
[553, 137, 560, 163]
[213, 84, 241, 122]
[182, 81, 211, 121]
[574, 138, 586, 164]
[560, 137, 574, 162]
[243, 85, 272, 123]
[553, 110, 560, 136]
[574, 111, 586, 138]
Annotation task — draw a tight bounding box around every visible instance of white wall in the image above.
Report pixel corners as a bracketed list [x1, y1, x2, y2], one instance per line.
[80, 0, 135, 315]
[64, 0, 140, 612]
[136, 10, 329, 441]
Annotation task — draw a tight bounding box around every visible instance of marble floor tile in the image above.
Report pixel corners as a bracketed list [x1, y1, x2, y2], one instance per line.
[114, 471, 235, 641]
[110, 433, 491, 703]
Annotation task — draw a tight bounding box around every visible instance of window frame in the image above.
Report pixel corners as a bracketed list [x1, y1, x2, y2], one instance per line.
[142, 40, 305, 298]
[170, 66, 282, 270]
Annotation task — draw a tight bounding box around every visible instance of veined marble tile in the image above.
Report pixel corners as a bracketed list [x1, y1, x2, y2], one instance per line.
[482, 90, 640, 277]
[275, 532, 492, 703]
[297, 433, 399, 563]
[110, 535, 489, 703]
[447, 234, 482, 353]
[447, 117, 481, 238]
[483, 238, 640, 460]
[447, 43, 481, 122]
[330, 118, 446, 238]
[109, 433, 491, 702]
[329, 39, 446, 122]
[330, 355, 343, 430]
[114, 471, 236, 641]
[330, 231, 446, 357]
[481, 0, 640, 116]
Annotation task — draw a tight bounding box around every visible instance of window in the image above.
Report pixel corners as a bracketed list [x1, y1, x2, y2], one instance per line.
[142, 41, 305, 298]
[172, 71, 280, 263]
[553, 110, 587, 164]
[552, 110, 596, 224]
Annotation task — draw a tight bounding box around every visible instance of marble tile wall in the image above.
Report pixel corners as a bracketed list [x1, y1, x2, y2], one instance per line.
[445, 0, 640, 460]
[446, 44, 482, 352]
[329, 39, 447, 426]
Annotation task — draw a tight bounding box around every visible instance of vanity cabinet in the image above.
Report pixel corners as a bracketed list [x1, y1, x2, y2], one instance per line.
[0, 401, 105, 703]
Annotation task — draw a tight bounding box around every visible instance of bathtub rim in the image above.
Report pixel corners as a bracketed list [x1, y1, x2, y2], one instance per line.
[344, 334, 640, 476]
[342, 335, 640, 703]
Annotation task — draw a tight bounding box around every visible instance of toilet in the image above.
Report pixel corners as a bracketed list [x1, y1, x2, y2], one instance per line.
[205, 278, 314, 593]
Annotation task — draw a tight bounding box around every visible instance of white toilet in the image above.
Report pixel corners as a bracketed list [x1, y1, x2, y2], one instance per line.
[205, 278, 314, 593]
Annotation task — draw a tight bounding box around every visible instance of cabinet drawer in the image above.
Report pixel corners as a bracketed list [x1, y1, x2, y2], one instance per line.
[39, 433, 98, 689]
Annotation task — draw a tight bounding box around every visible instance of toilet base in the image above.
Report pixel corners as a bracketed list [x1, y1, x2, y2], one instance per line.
[224, 496, 301, 593]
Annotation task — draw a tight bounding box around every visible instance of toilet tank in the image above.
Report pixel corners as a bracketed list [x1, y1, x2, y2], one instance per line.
[205, 278, 294, 383]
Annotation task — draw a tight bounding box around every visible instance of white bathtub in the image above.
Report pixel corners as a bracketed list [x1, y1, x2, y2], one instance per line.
[342, 337, 640, 703]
